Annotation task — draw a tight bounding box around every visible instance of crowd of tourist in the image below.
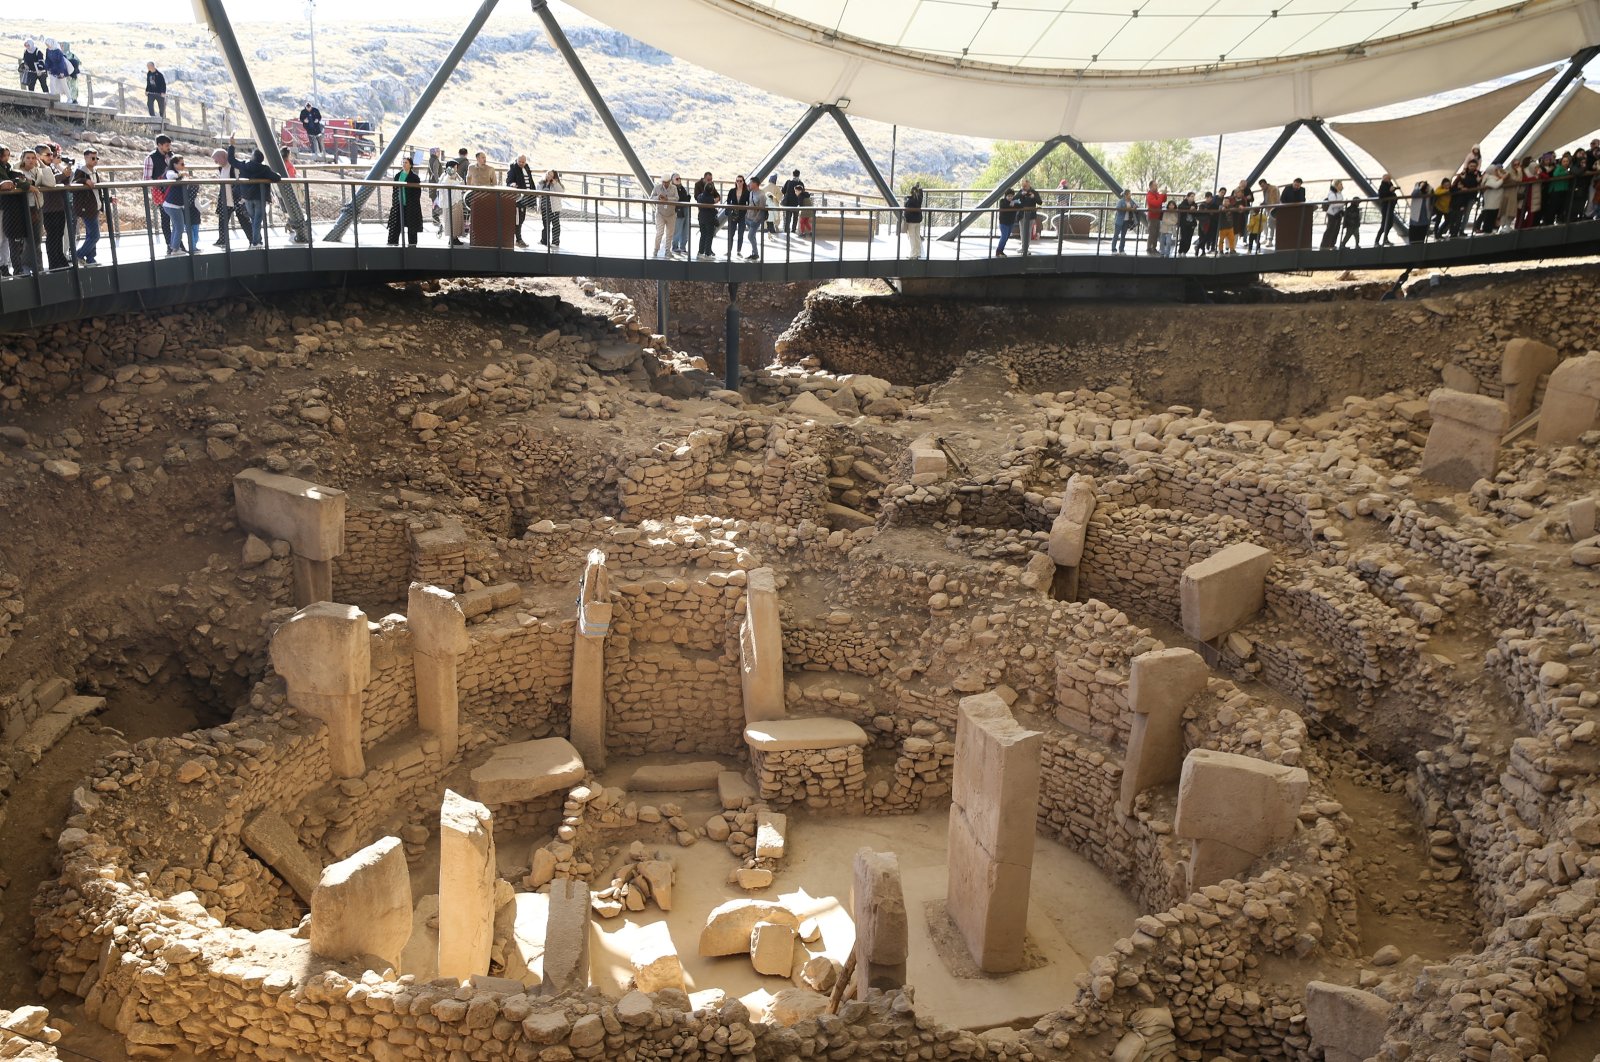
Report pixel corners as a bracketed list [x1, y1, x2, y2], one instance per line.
[6, 124, 1600, 276]
[16, 39, 83, 105]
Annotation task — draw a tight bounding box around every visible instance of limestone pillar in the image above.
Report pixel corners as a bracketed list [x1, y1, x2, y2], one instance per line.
[1305, 981, 1394, 1062]
[408, 582, 469, 762]
[851, 848, 908, 996]
[1180, 542, 1274, 643]
[438, 789, 497, 981]
[739, 566, 785, 723]
[1502, 338, 1558, 421]
[541, 878, 592, 996]
[1173, 748, 1308, 890]
[1420, 388, 1510, 488]
[570, 549, 611, 768]
[1118, 647, 1210, 816]
[1046, 474, 1097, 600]
[309, 835, 412, 970]
[946, 691, 1042, 973]
[233, 468, 346, 607]
[269, 602, 371, 779]
[1535, 352, 1600, 446]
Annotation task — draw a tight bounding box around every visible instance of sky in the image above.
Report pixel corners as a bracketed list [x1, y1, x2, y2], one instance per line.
[36, 0, 583, 22]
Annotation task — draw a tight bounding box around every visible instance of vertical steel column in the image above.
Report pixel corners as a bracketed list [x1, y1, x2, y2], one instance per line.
[1243, 120, 1304, 189]
[325, 0, 501, 241]
[1063, 135, 1123, 196]
[1303, 119, 1378, 198]
[656, 278, 668, 337]
[724, 283, 740, 392]
[750, 105, 826, 185]
[939, 136, 1065, 241]
[1494, 47, 1600, 165]
[824, 106, 899, 207]
[195, 0, 310, 240]
[532, 0, 652, 194]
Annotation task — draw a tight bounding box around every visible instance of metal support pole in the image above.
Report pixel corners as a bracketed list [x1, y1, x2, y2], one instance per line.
[1243, 120, 1304, 189]
[656, 278, 668, 338]
[724, 283, 740, 392]
[325, 0, 500, 242]
[939, 136, 1065, 242]
[1303, 119, 1378, 199]
[824, 105, 899, 208]
[1063, 135, 1123, 196]
[1494, 47, 1600, 165]
[750, 104, 826, 185]
[532, 0, 652, 195]
[195, 0, 310, 241]
[1513, 77, 1587, 161]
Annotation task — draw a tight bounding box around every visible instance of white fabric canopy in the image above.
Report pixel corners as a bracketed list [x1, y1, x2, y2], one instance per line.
[1526, 84, 1600, 156]
[1330, 70, 1553, 187]
[564, 0, 1600, 141]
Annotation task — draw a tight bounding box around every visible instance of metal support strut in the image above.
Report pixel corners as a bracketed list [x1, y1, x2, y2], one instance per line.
[825, 106, 899, 208]
[1243, 120, 1305, 190]
[325, 0, 501, 242]
[1495, 46, 1600, 165]
[1303, 119, 1378, 199]
[532, 0, 653, 195]
[939, 136, 1064, 242]
[750, 105, 827, 186]
[195, 0, 310, 241]
[724, 283, 741, 393]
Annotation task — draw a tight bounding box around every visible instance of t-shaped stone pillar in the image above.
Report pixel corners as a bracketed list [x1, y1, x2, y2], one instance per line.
[740, 566, 785, 723]
[1047, 474, 1097, 600]
[1180, 542, 1273, 643]
[947, 691, 1042, 973]
[1173, 748, 1308, 890]
[269, 602, 371, 779]
[1118, 647, 1210, 816]
[1535, 352, 1600, 446]
[233, 468, 347, 606]
[438, 789, 497, 981]
[409, 582, 469, 763]
[570, 550, 611, 769]
[852, 848, 908, 996]
[1420, 389, 1510, 488]
[309, 835, 412, 971]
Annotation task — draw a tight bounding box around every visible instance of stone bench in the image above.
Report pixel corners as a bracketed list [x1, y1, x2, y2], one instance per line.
[470, 738, 586, 831]
[809, 215, 879, 242]
[744, 718, 869, 811]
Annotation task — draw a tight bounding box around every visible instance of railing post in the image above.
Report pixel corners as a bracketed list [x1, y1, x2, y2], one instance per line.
[174, 96, 183, 129]
[117, 81, 126, 115]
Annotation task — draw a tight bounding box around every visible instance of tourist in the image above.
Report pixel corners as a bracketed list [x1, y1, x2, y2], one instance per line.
[780, 169, 804, 235]
[1257, 178, 1279, 246]
[507, 154, 533, 248]
[160, 155, 200, 255]
[1431, 177, 1451, 239]
[1246, 202, 1264, 252]
[143, 135, 174, 248]
[1177, 192, 1197, 255]
[44, 40, 69, 101]
[441, 159, 466, 245]
[672, 174, 690, 256]
[1569, 148, 1592, 223]
[1216, 195, 1236, 255]
[1017, 178, 1041, 252]
[1478, 164, 1508, 233]
[1196, 189, 1218, 254]
[299, 102, 324, 157]
[538, 169, 564, 249]
[1450, 161, 1480, 237]
[1407, 179, 1433, 243]
[1143, 180, 1165, 255]
[146, 62, 167, 119]
[456, 148, 470, 179]
[745, 176, 766, 261]
[16, 149, 49, 271]
[20, 42, 46, 93]
[62, 43, 80, 105]
[648, 173, 675, 259]
[1319, 180, 1344, 250]
[231, 141, 284, 247]
[1, 146, 38, 275]
[694, 171, 720, 259]
[386, 156, 423, 246]
[466, 151, 495, 189]
[1110, 188, 1134, 253]
[902, 183, 923, 260]
[1548, 153, 1572, 227]
[1339, 193, 1362, 248]
[1158, 198, 1176, 257]
[69, 148, 102, 265]
[209, 148, 247, 248]
[427, 148, 444, 233]
[995, 188, 1017, 256]
[34, 144, 68, 270]
[723, 174, 749, 259]
[763, 175, 779, 234]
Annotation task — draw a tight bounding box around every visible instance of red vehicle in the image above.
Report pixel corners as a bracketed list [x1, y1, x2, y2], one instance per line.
[279, 116, 376, 163]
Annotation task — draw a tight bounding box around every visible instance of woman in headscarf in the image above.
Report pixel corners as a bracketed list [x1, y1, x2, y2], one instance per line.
[20, 41, 46, 93]
[1478, 165, 1507, 233]
[387, 155, 423, 247]
[43, 40, 68, 100]
[1514, 158, 1541, 229]
[62, 44, 80, 104]
[538, 169, 563, 249]
[441, 158, 466, 245]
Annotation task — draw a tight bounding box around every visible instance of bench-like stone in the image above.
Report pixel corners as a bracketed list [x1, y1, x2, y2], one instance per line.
[470, 739, 585, 805]
[233, 468, 346, 561]
[628, 760, 723, 792]
[744, 718, 869, 752]
[1180, 543, 1274, 642]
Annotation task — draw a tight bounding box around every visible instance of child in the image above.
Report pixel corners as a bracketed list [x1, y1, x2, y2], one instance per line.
[1217, 196, 1237, 255]
[1246, 208, 1264, 252]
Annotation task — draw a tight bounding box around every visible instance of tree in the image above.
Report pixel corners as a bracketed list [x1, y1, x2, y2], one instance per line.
[1115, 139, 1214, 194]
[975, 140, 1115, 193]
[895, 171, 956, 197]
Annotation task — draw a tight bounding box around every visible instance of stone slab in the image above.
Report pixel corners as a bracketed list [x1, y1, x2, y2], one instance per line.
[438, 790, 496, 981]
[310, 835, 411, 970]
[233, 468, 346, 561]
[242, 809, 323, 902]
[750, 920, 796, 977]
[852, 848, 909, 994]
[743, 717, 869, 752]
[755, 811, 787, 860]
[541, 879, 591, 996]
[1173, 748, 1308, 854]
[1305, 981, 1393, 1062]
[470, 739, 585, 805]
[946, 805, 1032, 973]
[951, 692, 1042, 868]
[627, 760, 722, 792]
[1179, 542, 1274, 643]
[700, 899, 799, 956]
[629, 921, 684, 993]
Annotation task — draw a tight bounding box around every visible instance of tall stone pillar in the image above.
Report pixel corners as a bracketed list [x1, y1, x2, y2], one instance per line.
[1046, 474, 1097, 600]
[541, 877, 592, 997]
[233, 468, 347, 607]
[740, 566, 785, 723]
[570, 550, 611, 769]
[438, 789, 497, 981]
[851, 848, 908, 996]
[947, 691, 1042, 973]
[309, 835, 412, 970]
[1174, 748, 1308, 890]
[269, 602, 371, 779]
[1117, 647, 1210, 816]
[409, 582, 469, 762]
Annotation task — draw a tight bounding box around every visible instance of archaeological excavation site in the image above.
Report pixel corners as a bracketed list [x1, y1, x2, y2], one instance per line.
[4, 266, 1600, 1062]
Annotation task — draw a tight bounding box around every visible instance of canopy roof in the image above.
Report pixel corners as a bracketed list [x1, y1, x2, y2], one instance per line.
[565, 0, 1600, 140]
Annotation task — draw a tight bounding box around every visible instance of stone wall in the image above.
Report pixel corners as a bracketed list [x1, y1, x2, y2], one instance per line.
[753, 745, 866, 811]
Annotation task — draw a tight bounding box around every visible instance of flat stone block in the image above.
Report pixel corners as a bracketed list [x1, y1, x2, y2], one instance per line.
[630, 921, 684, 993]
[755, 810, 787, 860]
[628, 760, 722, 792]
[242, 809, 323, 902]
[233, 468, 346, 561]
[718, 770, 757, 810]
[744, 717, 869, 752]
[1173, 748, 1308, 855]
[310, 835, 411, 970]
[750, 920, 796, 977]
[470, 739, 585, 805]
[700, 899, 798, 956]
[1306, 981, 1393, 1062]
[1180, 542, 1274, 642]
[951, 692, 1042, 868]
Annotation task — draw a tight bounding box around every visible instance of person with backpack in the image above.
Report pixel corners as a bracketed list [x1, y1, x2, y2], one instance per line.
[298, 102, 325, 158]
[160, 155, 200, 255]
[780, 169, 804, 234]
[903, 183, 924, 260]
[146, 62, 167, 118]
[20, 42, 46, 93]
[62, 44, 81, 104]
[745, 177, 766, 261]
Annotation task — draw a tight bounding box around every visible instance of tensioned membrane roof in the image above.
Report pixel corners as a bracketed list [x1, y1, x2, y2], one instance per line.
[564, 0, 1600, 141]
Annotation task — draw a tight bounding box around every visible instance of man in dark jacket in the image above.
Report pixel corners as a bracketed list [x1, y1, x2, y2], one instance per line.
[0, 146, 35, 275]
[694, 172, 721, 259]
[146, 62, 167, 118]
[299, 102, 324, 157]
[780, 169, 804, 234]
[21, 42, 46, 93]
[228, 140, 282, 247]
